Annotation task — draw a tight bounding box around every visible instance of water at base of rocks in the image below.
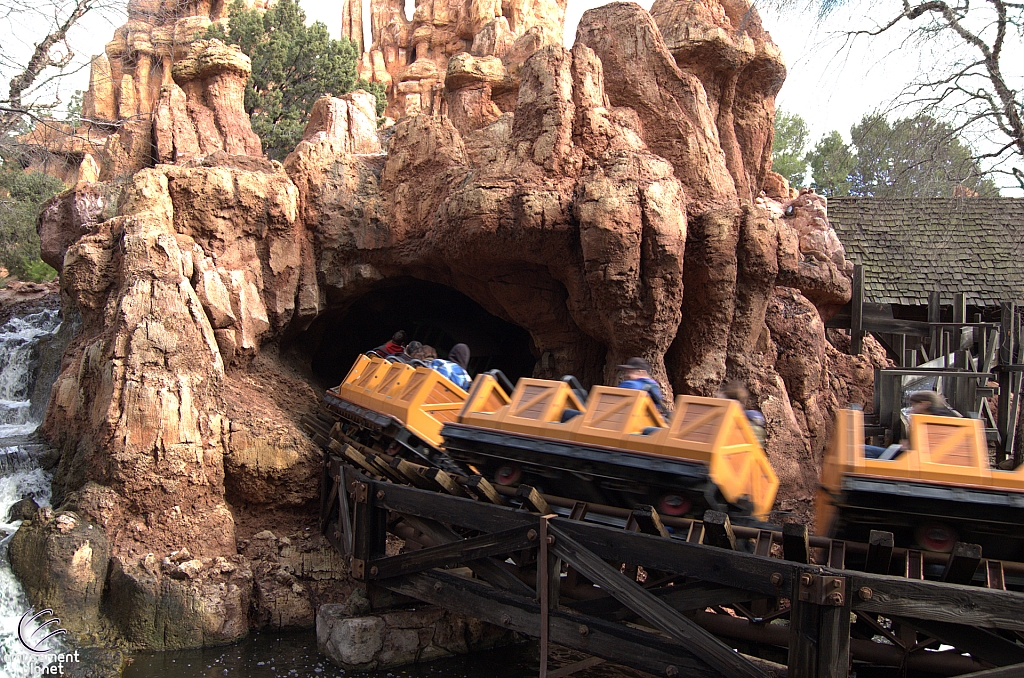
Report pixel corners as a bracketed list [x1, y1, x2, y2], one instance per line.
[125, 631, 548, 678]
[124, 631, 664, 678]
[0, 308, 62, 677]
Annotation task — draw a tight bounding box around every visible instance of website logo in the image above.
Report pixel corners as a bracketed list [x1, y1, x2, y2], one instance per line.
[17, 609, 67, 653]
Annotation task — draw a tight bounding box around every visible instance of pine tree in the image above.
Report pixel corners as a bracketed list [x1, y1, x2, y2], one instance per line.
[209, 0, 385, 160]
[772, 110, 810, 187]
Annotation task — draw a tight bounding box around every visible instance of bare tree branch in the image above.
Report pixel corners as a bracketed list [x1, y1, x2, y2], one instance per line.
[2, 0, 96, 133]
[842, 0, 1024, 184]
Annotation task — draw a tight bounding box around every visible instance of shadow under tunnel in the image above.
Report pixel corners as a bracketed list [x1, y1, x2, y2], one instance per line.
[306, 277, 538, 389]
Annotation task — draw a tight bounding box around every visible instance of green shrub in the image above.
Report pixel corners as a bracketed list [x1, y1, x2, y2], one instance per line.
[0, 165, 65, 280]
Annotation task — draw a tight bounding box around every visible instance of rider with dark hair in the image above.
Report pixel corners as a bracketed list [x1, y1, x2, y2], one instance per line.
[375, 330, 408, 356]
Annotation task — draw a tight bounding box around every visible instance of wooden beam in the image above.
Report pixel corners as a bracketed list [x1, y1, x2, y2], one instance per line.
[852, 263, 864, 355]
[905, 549, 924, 580]
[817, 590, 852, 678]
[550, 518, 790, 598]
[466, 474, 508, 506]
[827, 540, 846, 570]
[563, 502, 590, 590]
[338, 466, 353, 556]
[783, 524, 810, 564]
[987, 560, 1006, 590]
[790, 572, 851, 678]
[367, 525, 535, 579]
[703, 511, 737, 550]
[686, 521, 704, 543]
[896, 618, 1024, 667]
[422, 467, 471, 498]
[864, 531, 893, 574]
[352, 479, 387, 580]
[382, 569, 738, 678]
[848, 572, 1024, 631]
[397, 514, 537, 598]
[942, 542, 982, 585]
[787, 593, 817, 678]
[517, 484, 552, 514]
[568, 580, 759, 619]
[751, 530, 775, 619]
[632, 505, 670, 538]
[373, 479, 535, 533]
[548, 525, 765, 678]
[952, 662, 1024, 678]
[547, 657, 605, 678]
[539, 515, 553, 678]
[389, 457, 437, 490]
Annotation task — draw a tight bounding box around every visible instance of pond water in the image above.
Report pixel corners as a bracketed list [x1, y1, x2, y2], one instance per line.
[125, 631, 547, 678]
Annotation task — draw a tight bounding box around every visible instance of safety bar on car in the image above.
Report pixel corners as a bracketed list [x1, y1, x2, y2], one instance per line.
[560, 375, 588, 402]
[485, 369, 515, 394]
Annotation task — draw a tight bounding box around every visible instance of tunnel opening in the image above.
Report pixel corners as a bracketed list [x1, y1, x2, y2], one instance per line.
[305, 277, 538, 389]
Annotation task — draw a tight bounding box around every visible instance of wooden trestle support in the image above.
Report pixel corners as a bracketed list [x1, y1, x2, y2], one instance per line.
[304, 409, 1024, 678]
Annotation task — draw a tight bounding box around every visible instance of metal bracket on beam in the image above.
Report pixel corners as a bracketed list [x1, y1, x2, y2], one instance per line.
[797, 573, 846, 606]
[354, 481, 370, 504]
[351, 558, 366, 580]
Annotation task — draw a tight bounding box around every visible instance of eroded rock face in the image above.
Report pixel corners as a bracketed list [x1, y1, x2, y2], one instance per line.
[346, 0, 566, 120]
[153, 40, 263, 164]
[23, 0, 270, 182]
[9, 511, 110, 639]
[29, 0, 876, 653]
[105, 553, 252, 649]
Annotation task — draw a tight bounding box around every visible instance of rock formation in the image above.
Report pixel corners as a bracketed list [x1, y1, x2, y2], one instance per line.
[21, 0, 886, 655]
[22, 0, 271, 183]
[346, 0, 566, 121]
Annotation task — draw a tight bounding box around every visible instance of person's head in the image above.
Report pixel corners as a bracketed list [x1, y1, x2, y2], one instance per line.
[617, 357, 651, 381]
[909, 390, 944, 414]
[418, 345, 437, 360]
[448, 343, 470, 369]
[391, 330, 408, 346]
[405, 340, 422, 356]
[720, 380, 750, 409]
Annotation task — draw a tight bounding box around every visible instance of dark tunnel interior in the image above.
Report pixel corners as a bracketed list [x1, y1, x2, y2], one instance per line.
[305, 277, 539, 388]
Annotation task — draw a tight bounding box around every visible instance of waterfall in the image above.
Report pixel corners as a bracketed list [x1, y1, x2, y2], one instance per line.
[0, 307, 63, 677]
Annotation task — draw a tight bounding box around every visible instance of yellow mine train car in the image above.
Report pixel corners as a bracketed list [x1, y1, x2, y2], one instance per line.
[818, 408, 1024, 560]
[324, 355, 779, 522]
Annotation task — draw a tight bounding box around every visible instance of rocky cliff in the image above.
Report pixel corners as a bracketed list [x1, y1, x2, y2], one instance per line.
[19, 0, 885, 655]
[21, 0, 272, 184]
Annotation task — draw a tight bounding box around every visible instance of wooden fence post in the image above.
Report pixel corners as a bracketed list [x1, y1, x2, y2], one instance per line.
[998, 303, 1016, 461]
[851, 264, 864, 356]
[788, 572, 851, 678]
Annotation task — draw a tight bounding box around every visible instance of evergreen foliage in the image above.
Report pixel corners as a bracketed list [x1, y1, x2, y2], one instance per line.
[772, 110, 810, 187]
[804, 113, 998, 197]
[848, 114, 998, 197]
[209, 0, 385, 160]
[806, 130, 856, 197]
[0, 165, 63, 281]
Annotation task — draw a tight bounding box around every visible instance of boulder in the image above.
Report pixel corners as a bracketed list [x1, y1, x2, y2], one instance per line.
[8, 511, 109, 637]
[105, 555, 252, 649]
[317, 604, 519, 670]
[6, 497, 39, 522]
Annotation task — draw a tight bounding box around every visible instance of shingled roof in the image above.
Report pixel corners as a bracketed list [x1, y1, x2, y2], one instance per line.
[827, 197, 1024, 306]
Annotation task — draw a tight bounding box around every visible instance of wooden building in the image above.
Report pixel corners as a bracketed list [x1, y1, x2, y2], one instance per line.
[826, 197, 1024, 458]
